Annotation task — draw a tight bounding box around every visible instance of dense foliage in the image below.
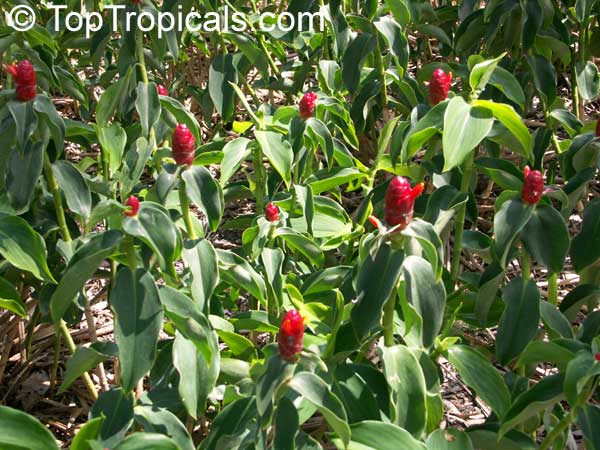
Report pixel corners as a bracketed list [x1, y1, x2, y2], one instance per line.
[0, 0, 600, 449]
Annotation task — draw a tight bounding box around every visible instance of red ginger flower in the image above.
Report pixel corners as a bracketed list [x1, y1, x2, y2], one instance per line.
[429, 68, 452, 105]
[522, 166, 544, 205]
[299, 92, 317, 119]
[278, 309, 304, 361]
[124, 196, 140, 217]
[157, 84, 168, 96]
[384, 177, 424, 231]
[595, 353, 600, 362]
[5, 60, 37, 102]
[172, 124, 195, 166]
[265, 202, 279, 222]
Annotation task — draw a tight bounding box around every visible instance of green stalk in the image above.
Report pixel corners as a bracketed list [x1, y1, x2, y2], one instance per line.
[43, 152, 98, 399]
[382, 292, 397, 347]
[548, 272, 558, 306]
[179, 177, 197, 240]
[253, 146, 266, 213]
[538, 412, 573, 450]
[450, 152, 474, 284]
[521, 246, 532, 280]
[373, 34, 388, 109]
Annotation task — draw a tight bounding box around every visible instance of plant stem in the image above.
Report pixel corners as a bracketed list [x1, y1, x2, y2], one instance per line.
[59, 319, 98, 399]
[382, 292, 397, 347]
[548, 272, 558, 306]
[538, 412, 573, 450]
[373, 33, 388, 109]
[135, 29, 149, 85]
[43, 152, 71, 243]
[521, 246, 532, 280]
[253, 146, 266, 213]
[179, 177, 197, 240]
[450, 152, 474, 284]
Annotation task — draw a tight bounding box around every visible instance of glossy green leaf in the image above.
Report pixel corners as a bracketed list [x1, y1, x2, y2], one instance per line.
[60, 342, 118, 394]
[113, 433, 180, 450]
[469, 53, 506, 95]
[341, 420, 427, 450]
[380, 345, 426, 436]
[577, 404, 600, 450]
[50, 230, 122, 323]
[289, 372, 351, 448]
[493, 198, 533, 267]
[255, 130, 293, 188]
[564, 351, 600, 406]
[97, 122, 127, 177]
[499, 374, 565, 437]
[447, 345, 510, 417]
[402, 255, 446, 348]
[351, 239, 405, 339]
[220, 138, 251, 185]
[0, 215, 55, 283]
[576, 61, 600, 101]
[0, 276, 27, 317]
[160, 96, 202, 145]
[135, 81, 161, 138]
[521, 204, 569, 273]
[182, 166, 224, 232]
[119, 137, 153, 198]
[209, 54, 237, 122]
[71, 416, 104, 450]
[123, 201, 182, 272]
[401, 219, 444, 281]
[90, 388, 134, 447]
[182, 239, 219, 313]
[52, 160, 92, 220]
[527, 55, 557, 108]
[427, 429, 474, 450]
[134, 405, 194, 450]
[571, 198, 600, 272]
[0, 405, 60, 450]
[111, 267, 163, 392]
[216, 249, 266, 304]
[6, 141, 43, 212]
[489, 66, 526, 109]
[442, 96, 493, 171]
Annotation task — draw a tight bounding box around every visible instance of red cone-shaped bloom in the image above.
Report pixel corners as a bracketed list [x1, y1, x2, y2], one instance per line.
[595, 353, 600, 362]
[5, 60, 36, 102]
[157, 84, 168, 96]
[522, 166, 544, 205]
[124, 196, 140, 217]
[429, 69, 452, 105]
[299, 92, 317, 119]
[265, 202, 279, 222]
[384, 177, 424, 231]
[172, 124, 195, 166]
[278, 309, 304, 361]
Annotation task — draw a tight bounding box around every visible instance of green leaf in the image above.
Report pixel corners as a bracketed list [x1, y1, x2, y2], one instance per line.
[576, 61, 600, 101]
[539, 302, 574, 338]
[521, 204, 569, 273]
[160, 96, 202, 145]
[182, 239, 219, 314]
[341, 420, 427, 450]
[469, 53, 506, 95]
[401, 102, 446, 163]
[493, 198, 533, 267]
[488, 66, 526, 109]
[351, 239, 405, 339]
[496, 277, 541, 364]
[182, 166, 224, 232]
[0, 405, 60, 450]
[86, 200, 127, 232]
[220, 138, 251, 185]
[289, 372, 351, 448]
[113, 433, 180, 450]
[527, 55, 557, 108]
[342, 33, 376, 93]
[427, 429, 475, 450]
[306, 117, 335, 167]
[442, 96, 493, 171]
[209, 54, 237, 122]
[472, 100, 532, 158]
[71, 416, 104, 450]
[134, 405, 194, 450]
[6, 141, 43, 213]
[120, 137, 153, 198]
[499, 374, 565, 437]
[216, 249, 267, 304]
[123, 202, 182, 272]
[380, 345, 427, 436]
[96, 68, 134, 125]
[173, 329, 220, 419]
[577, 404, 600, 450]
[135, 82, 161, 138]
[111, 267, 163, 392]
[447, 345, 510, 418]
[401, 219, 444, 281]
[384, 0, 411, 26]
[255, 130, 293, 188]
[52, 160, 92, 220]
[0, 215, 55, 283]
[0, 276, 27, 317]
[256, 355, 296, 416]
[374, 17, 409, 72]
[275, 228, 325, 267]
[564, 351, 600, 406]
[59, 342, 117, 394]
[90, 388, 134, 446]
[50, 231, 122, 323]
[97, 122, 127, 177]
[571, 198, 600, 272]
[307, 168, 366, 194]
[274, 396, 299, 450]
[515, 340, 575, 369]
[402, 256, 446, 348]
[475, 157, 523, 191]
